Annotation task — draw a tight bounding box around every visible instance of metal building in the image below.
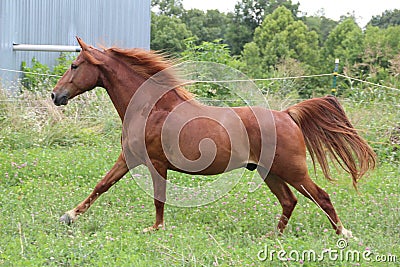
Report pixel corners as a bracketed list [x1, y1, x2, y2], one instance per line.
[0, 0, 151, 86]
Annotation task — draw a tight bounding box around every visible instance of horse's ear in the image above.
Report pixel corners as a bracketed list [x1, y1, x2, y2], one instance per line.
[76, 36, 89, 51]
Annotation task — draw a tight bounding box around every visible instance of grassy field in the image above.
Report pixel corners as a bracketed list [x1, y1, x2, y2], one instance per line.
[0, 89, 399, 266]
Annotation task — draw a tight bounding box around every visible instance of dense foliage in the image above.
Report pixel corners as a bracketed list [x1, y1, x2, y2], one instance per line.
[150, 0, 400, 97]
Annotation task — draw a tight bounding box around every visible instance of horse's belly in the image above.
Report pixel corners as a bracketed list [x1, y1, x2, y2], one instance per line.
[164, 132, 251, 175]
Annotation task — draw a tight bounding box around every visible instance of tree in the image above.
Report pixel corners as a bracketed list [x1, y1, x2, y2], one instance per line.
[363, 26, 392, 68]
[224, 0, 300, 55]
[240, 6, 321, 97]
[242, 6, 319, 74]
[151, 0, 184, 17]
[224, 13, 254, 55]
[150, 13, 192, 53]
[232, 0, 300, 28]
[354, 25, 400, 84]
[323, 18, 364, 71]
[241, 42, 264, 78]
[303, 15, 338, 46]
[180, 39, 243, 102]
[181, 38, 235, 65]
[368, 9, 400, 28]
[181, 9, 229, 44]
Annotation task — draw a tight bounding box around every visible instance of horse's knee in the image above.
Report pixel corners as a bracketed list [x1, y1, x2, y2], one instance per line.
[94, 182, 109, 194]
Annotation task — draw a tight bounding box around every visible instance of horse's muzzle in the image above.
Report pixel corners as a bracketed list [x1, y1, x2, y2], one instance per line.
[51, 92, 69, 106]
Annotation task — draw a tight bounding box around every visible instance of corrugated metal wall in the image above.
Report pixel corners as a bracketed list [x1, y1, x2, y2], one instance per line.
[0, 0, 151, 85]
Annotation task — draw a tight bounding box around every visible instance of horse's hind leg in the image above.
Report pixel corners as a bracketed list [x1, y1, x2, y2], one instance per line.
[285, 174, 353, 238]
[258, 168, 297, 234]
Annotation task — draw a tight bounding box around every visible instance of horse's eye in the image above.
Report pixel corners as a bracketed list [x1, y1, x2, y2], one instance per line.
[71, 64, 78, 70]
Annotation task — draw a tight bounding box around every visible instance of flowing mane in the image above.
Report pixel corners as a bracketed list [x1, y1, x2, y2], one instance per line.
[105, 47, 194, 101]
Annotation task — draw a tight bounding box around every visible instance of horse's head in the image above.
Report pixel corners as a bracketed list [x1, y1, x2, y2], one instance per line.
[51, 37, 103, 106]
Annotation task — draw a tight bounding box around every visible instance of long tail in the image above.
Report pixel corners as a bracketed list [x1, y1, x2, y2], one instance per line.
[285, 95, 376, 188]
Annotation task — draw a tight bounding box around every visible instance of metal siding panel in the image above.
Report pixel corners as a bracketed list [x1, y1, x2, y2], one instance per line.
[1, 0, 151, 85]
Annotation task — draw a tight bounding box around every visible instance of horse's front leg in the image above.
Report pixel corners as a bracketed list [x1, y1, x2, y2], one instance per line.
[143, 159, 167, 233]
[60, 152, 129, 224]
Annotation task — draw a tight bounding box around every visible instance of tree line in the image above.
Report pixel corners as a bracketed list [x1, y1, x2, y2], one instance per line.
[151, 0, 400, 98]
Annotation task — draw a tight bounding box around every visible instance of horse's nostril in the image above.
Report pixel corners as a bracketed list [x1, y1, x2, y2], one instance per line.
[51, 92, 55, 100]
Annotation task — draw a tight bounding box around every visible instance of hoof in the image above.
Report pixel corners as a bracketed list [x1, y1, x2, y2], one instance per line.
[60, 213, 73, 225]
[341, 228, 358, 240]
[143, 224, 163, 233]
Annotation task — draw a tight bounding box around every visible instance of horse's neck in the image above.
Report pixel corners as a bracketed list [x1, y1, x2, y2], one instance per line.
[101, 65, 186, 121]
[101, 65, 144, 120]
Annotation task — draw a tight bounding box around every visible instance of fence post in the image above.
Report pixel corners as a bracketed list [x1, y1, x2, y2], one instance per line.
[331, 58, 339, 95]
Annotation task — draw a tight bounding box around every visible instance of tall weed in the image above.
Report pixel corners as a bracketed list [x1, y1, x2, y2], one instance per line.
[0, 86, 119, 150]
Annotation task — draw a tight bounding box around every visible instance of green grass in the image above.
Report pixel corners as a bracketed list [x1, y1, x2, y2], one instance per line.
[0, 143, 399, 266]
[0, 89, 399, 266]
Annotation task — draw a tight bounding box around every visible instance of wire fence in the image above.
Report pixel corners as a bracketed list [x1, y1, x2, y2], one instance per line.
[1, 67, 399, 111]
[0, 78, 399, 152]
[0, 67, 62, 78]
[1, 66, 400, 91]
[1, 67, 399, 129]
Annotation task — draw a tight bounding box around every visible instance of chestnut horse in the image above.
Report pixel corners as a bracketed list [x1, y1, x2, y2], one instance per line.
[52, 37, 376, 237]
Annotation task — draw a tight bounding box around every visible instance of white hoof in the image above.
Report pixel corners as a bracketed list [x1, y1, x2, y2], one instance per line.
[341, 227, 357, 240]
[59, 210, 77, 225]
[143, 224, 164, 233]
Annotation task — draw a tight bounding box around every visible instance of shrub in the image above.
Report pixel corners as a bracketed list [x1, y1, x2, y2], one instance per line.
[21, 53, 74, 92]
